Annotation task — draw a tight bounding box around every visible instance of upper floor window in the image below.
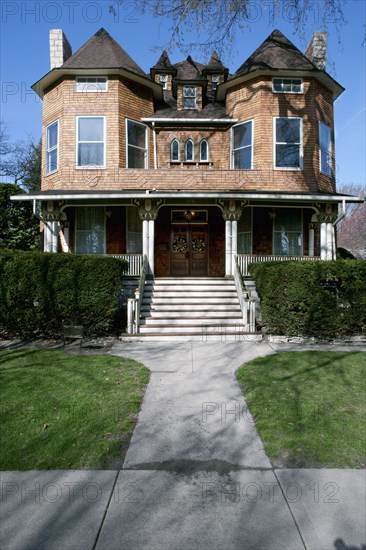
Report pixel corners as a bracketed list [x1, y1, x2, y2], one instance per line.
[274, 117, 302, 169]
[76, 116, 105, 168]
[185, 139, 194, 161]
[319, 122, 332, 176]
[76, 77, 107, 92]
[183, 86, 197, 109]
[171, 139, 180, 161]
[46, 120, 58, 174]
[159, 74, 168, 90]
[272, 78, 303, 93]
[200, 139, 209, 161]
[126, 119, 148, 168]
[232, 120, 253, 169]
[211, 75, 220, 91]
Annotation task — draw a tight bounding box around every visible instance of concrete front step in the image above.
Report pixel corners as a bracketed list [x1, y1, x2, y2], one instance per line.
[142, 298, 240, 305]
[145, 284, 236, 292]
[144, 291, 237, 298]
[140, 317, 243, 326]
[141, 304, 241, 311]
[139, 324, 245, 334]
[141, 309, 241, 317]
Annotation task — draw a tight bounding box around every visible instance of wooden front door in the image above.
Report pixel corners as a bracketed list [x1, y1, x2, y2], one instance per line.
[171, 225, 208, 276]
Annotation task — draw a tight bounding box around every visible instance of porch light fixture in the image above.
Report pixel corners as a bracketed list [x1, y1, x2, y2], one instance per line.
[184, 210, 195, 222]
[268, 208, 276, 220]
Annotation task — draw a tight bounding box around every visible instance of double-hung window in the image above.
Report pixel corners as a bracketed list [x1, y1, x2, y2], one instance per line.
[126, 119, 148, 168]
[319, 122, 332, 176]
[274, 117, 302, 169]
[183, 86, 197, 108]
[232, 120, 253, 169]
[76, 77, 107, 92]
[77, 116, 105, 168]
[75, 207, 105, 254]
[46, 120, 58, 174]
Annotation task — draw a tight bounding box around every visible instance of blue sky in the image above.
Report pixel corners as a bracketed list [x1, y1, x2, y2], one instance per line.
[1, 0, 365, 188]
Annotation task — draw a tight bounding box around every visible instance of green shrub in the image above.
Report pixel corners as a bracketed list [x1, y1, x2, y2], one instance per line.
[0, 251, 128, 337]
[249, 260, 366, 337]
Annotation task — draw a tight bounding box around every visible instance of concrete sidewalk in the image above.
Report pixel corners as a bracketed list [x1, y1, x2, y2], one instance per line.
[1, 341, 365, 549]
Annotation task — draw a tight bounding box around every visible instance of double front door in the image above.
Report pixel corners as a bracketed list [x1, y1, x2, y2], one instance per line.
[171, 225, 208, 276]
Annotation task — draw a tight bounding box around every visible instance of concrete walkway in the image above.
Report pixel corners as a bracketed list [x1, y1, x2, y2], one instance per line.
[1, 341, 365, 549]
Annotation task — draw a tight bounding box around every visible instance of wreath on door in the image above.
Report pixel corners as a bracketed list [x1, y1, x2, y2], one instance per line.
[192, 237, 206, 252]
[173, 237, 188, 253]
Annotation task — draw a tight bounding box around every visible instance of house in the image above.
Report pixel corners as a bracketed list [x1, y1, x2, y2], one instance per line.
[13, 28, 364, 334]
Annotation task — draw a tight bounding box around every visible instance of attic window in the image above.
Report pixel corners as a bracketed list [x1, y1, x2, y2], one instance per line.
[183, 86, 197, 108]
[76, 77, 108, 92]
[272, 78, 303, 94]
[211, 75, 220, 91]
[159, 74, 168, 90]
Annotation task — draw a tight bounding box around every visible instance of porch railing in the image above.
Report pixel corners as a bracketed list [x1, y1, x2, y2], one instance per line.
[237, 254, 321, 277]
[233, 256, 256, 332]
[109, 254, 143, 276]
[127, 254, 148, 334]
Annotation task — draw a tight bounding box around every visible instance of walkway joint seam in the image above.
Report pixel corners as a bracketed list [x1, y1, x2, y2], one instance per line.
[91, 470, 119, 550]
[273, 469, 307, 550]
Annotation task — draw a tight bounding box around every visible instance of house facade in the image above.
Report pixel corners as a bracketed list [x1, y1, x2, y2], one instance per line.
[14, 28, 363, 279]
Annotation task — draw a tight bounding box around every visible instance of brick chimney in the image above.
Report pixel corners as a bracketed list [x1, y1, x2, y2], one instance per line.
[49, 29, 72, 69]
[305, 31, 327, 70]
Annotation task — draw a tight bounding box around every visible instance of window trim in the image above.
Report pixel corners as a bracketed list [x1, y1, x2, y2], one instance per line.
[231, 119, 254, 170]
[211, 74, 220, 91]
[272, 78, 303, 94]
[185, 138, 195, 161]
[199, 139, 209, 162]
[183, 85, 197, 109]
[75, 77, 108, 92]
[125, 118, 149, 169]
[75, 206, 106, 255]
[46, 120, 59, 175]
[273, 116, 303, 170]
[76, 116, 106, 169]
[159, 74, 168, 90]
[171, 138, 180, 162]
[319, 121, 332, 177]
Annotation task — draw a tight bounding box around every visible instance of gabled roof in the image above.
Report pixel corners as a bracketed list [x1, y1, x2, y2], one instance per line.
[231, 29, 316, 79]
[173, 56, 206, 81]
[151, 50, 176, 73]
[62, 28, 146, 76]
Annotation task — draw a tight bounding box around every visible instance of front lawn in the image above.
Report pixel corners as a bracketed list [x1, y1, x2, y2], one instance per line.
[236, 351, 365, 468]
[0, 349, 149, 470]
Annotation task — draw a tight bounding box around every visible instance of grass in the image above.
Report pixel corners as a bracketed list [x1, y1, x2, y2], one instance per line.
[236, 351, 366, 468]
[0, 349, 149, 470]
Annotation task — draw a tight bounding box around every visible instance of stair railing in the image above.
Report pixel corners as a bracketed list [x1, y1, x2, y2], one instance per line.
[233, 255, 256, 333]
[127, 254, 148, 334]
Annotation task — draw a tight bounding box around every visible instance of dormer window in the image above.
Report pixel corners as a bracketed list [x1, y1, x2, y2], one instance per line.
[183, 86, 197, 109]
[272, 78, 303, 94]
[159, 74, 168, 90]
[76, 77, 107, 92]
[211, 75, 220, 91]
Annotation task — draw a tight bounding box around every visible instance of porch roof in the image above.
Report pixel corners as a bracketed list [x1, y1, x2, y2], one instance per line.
[11, 190, 364, 204]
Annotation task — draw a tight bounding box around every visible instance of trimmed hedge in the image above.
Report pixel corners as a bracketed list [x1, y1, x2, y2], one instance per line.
[249, 260, 366, 337]
[0, 251, 128, 337]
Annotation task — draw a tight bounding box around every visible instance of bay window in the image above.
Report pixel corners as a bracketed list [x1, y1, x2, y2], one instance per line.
[232, 120, 253, 169]
[126, 119, 148, 168]
[46, 120, 58, 174]
[319, 122, 332, 176]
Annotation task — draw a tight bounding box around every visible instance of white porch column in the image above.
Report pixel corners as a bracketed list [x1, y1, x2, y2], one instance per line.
[327, 223, 335, 260]
[225, 220, 232, 276]
[148, 219, 155, 275]
[63, 227, 70, 253]
[43, 222, 52, 252]
[231, 219, 238, 275]
[51, 221, 58, 252]
[320, 222, 328, 260]
[142, 219, 149, 259]
[308, 227, 315, 257]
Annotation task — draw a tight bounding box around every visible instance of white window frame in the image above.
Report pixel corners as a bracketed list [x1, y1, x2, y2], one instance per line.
[125, 118, 149, 169]
[231, 119, 254, 170]
[159, 74, 168, 90]
[272, 78, 303, 94]
[273, 117, 303, 170]
[46, 120, 59, 175]
[76, 77, 108, 92]
[211, 74, 220, 91]
[199, 139, 209, 162]
[76, 116, 106, 169]
[185, 139, 195, 161]
[75, 206, 106, 255]
[183, 86, 197, 109]
[319, 121, 332, 177]
[171, 139, 180, 162]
